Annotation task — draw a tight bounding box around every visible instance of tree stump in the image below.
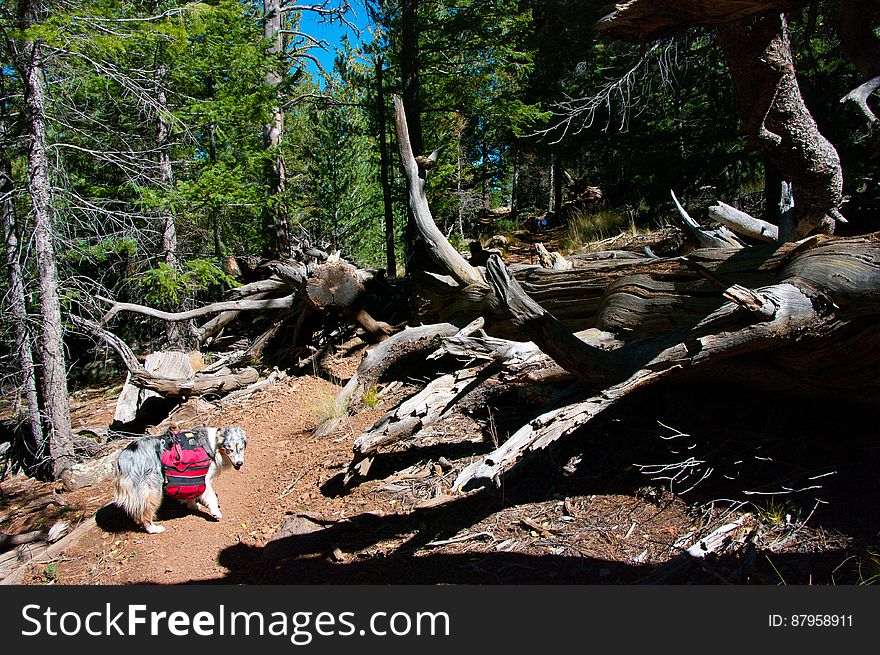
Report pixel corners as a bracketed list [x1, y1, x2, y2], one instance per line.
[306, 260, 391, 343]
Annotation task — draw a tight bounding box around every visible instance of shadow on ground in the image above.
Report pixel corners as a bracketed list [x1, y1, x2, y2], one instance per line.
[198, 381, 880, 585]
[95, 497, 217, 533]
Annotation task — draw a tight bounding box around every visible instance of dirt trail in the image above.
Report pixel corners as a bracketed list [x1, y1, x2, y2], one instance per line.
[17, 375, 383, 584]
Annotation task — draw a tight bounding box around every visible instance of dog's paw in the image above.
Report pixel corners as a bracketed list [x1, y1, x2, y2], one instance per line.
[145, 523, 166, 534]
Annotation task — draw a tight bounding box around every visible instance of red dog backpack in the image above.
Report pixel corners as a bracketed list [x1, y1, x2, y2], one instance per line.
[161, 430, 212, 500]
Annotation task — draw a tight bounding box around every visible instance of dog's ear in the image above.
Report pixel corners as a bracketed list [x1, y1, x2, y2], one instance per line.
[214, 427, 227, 445]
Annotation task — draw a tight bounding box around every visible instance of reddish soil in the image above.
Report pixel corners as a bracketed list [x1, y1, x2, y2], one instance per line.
[3, 351, 876, 586]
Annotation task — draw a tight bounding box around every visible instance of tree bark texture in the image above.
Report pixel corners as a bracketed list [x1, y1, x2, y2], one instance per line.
[262, 0, 290, 258]
[14, 0, 75, 478]
[375, 57, 397, 277]
[1, 155, 45, 457]
[155, 63, 186, 350]
[716, 13, 842, 239]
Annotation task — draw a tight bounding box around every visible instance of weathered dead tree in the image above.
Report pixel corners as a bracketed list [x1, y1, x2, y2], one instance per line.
[707, 201, 779, 243]
[72, 316, 259, 401]
[596, 1, 846, 240]
[329, 95, 880, 499]
[716, 13, 843, 239]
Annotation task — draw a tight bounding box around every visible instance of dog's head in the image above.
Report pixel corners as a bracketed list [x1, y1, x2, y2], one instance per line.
[217, 427, 248, 470]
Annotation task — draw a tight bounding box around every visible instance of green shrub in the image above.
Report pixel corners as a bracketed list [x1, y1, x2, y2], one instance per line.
[139, 258, 239, 305]
[362, 386, 381, 409]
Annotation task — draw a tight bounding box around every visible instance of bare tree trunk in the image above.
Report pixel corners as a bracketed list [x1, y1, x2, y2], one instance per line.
[155, 64, 185, 350]
[393, 97, 485, 289]
[376, 57, 396, 277]
[156, 70, 175, 270]
[401, 0, 423, 160]
[481, 138, 490, 209]
[510, 145, 519, 218]
[717, 13, 843, 239]
[13, 1, 74, 478]
[401, 0, 423, 271]
[455, 113, 466, 238]
[263, 0, 290, 258]
[1, 154, 45, 459]
[207, 124, 225, 261]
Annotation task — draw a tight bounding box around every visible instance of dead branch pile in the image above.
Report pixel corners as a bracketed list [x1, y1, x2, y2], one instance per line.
[73, 237, 396, 418]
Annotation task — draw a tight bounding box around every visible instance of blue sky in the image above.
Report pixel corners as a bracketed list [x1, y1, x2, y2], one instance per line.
[297, 2, 375, 82]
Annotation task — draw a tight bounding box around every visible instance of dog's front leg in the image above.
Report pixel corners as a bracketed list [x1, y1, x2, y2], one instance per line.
[199, 482, 222, 520]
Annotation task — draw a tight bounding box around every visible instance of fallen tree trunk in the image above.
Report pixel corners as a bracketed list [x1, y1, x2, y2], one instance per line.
[453, 261, 825, 491]
[708, 201, 779, 243]
[99, 294, 296, 325]
[313, 323, 461, 438]
[334, 97, 880, 496]
[345, 232, 880, 490]
[304, 257, 392, 343]
[195, 277, 289, 345]
[72, 316, 260, 400]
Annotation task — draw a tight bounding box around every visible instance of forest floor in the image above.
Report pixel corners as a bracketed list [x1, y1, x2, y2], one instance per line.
[2, 229, 880, 585]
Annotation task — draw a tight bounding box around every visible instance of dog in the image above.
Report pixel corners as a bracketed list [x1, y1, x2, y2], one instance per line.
[113, 427, 247, 534]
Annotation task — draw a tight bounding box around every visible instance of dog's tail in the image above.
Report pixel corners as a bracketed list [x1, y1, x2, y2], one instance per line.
[113, 445, 164, 523]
